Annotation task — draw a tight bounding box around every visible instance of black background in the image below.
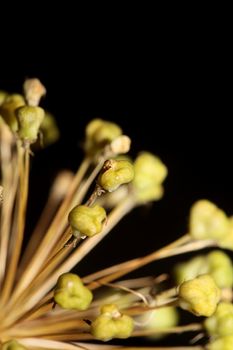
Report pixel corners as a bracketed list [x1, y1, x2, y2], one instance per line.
[1, 24, 232, 345]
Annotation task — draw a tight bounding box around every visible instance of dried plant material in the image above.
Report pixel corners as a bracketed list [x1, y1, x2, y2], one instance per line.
[0, 79, 232, 350]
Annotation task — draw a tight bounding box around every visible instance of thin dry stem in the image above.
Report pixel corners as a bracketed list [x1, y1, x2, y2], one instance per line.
[8, 157, 91, 305]
[19, 170, 74, 272]
[83, 234, 190, 284]
[0, 129, 18, 289]
[0, 144, 30, 304]
[86, 237, 216, 289]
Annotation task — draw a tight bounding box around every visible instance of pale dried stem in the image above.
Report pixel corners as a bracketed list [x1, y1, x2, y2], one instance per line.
[103, 282, 150, 306]
[133, 323, 202, 336]
[0, 144, 29, 304]
[19, 171, 74, 272]
[19, 338, 90, 350]
[84, 234, 190, 284]
[0, 130, 18, 290]
[30, 323, 202, 343]
[114, 276, 156, 289]
[4, 319, 89, 338]
[86, 238, 216, 289]
[9, 157, 91, 304]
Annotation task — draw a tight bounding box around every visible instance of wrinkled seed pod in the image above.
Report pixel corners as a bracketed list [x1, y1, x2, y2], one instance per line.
[133, 152, 167, 203]
[189, 200, 230, 241]
[68, 205, 106, 237]
[0, 94, 25, 132]
[204, 302, 233, 338]
[91, 304, 134, 341]
[207, 335, 233, 350]
[84, 118, 122, 155]
[98, 159, 134, 192]
[179, 274, 220, 317]
[16, 106, 45, 142]
[54, 273, 93, 310]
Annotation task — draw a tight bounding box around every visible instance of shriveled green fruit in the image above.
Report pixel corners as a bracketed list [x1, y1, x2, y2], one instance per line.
[68, 205, 106, 237]
[98, 159, 134, 192]
[91, 304, 134, 341]
[54, 273, 93, 310]
[179, 274, 220, 317]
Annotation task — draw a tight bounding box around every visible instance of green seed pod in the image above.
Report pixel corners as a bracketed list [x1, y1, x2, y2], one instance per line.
[40, 111, 60, 146]
[132, 152, 167, 203]
[68, 205, 106, 237]
[0, 90, 8, 106]
[204, 302, 233, 338]
[174, 256, 208, 285]
[174, 250, 233, 289]
[220, 217, 233, 251]
[136, 306, 179, 340]
[91, 304, 134, 341]
[98, 159, 134, 192]
[84, 118, 122, 155]
[2, 340, 27, 350]
[179, 274, 220, 317]
[207, 335, 233, 350]
[54, 273, 93, 310]
[189, 200, 230, 241]
[0, 94, 25, 132]
[16, 106, 45, 142]
[207, 250, 233, 288]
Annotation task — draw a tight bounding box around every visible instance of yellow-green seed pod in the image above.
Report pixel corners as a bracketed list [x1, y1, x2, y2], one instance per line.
[91, 304, 134, 341]
[174, 250, 233, 289]
[207, 250, 233, 288]
[207, 335, 233, 350]
[220, 217, 233, 251]
[0, 94, 25, 132]
[204, 302, 233, 338]
[16, 106, 45, 142]
[40, 111, 60, 146]
[2, 340, 27, 350]
[84, 118, 122, 155]
[136, 306, 179, 340]
[98, 159, 134, 192]
[54, 273, 93, 310]
[179, 274, 220, 317]
[132, 152, 167, 203]
[189, 200, 230, 241]
[174, 256, 208, 285]
[0, 90, 8, 106]
[68, 205, 106, 237]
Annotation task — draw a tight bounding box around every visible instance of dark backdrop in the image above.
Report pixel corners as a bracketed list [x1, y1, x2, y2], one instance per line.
[1, 46, 232, 346]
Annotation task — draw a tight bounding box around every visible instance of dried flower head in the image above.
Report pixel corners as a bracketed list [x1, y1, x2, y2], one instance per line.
[1, 79, 233, 350]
